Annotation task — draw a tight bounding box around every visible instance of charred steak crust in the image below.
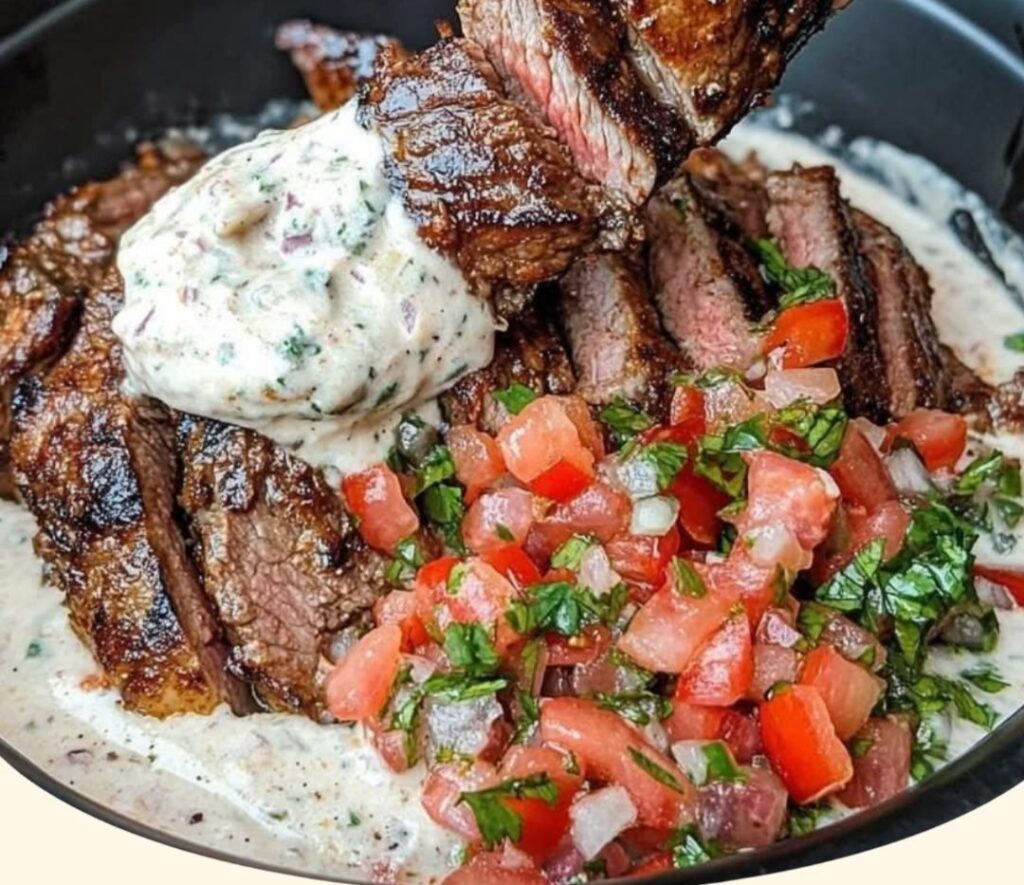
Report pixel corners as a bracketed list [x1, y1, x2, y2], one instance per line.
[276, 19, 404, 112]
[10, 269, 247, 717]
[459, 0, 691, 205]
[560, 253, 686, 417]
[765, 166, 892, 422]
[359, 37, 609, 306]
[176, 415, 391, 715]
[0, 143, 200, 498]
[684, 146, 771, 241]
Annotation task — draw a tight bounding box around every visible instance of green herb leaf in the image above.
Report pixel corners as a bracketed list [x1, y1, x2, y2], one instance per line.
[415, 445, 456, 494]
[459, 774, 559, 848]
[635, 441, 688, 491]
[594, 690, 673, 726]
[385, 538, 424, 584]
[443, 624, 500, 677]
[669, 557, 707, 598]
[816, 537, 886, 613]
[512, 690, 541, 745]
[550, 535, 596, 571]
[665, 825, 720, 868]
[702, 741, 746, 783]
[599, 397, 655, 446]
[421, 483, 467, 554]
[961, 664, 1010, 694]
[626, 747, 686, 794]
[506, 581, 619, 637]
[754, 239, 835, 309]
[1004, 332, 1024, 352]
[774, 401, 849, 468]
[422, 672, 509, 703]
[493, 383, 538, 416]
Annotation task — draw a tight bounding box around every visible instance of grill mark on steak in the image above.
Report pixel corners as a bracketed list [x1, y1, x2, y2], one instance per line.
[852, 209, 955, 417]
[176, 415, 393, 715]
[615, 0, 839, 143]
[276, 19, 404, 112]
[10, 268, 249, 717]
[441, 301, 577, 433]
[684, 147, 770, 241]
[0, 142, 201, 498]
[458, 0, 691, 205]
[559, 253, 686, 417]
[360, 37, 617, 315]
[645, 173, 769, 371]
[765, 166, 891, 421]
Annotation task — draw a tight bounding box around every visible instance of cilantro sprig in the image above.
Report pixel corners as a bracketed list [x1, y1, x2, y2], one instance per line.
[459, 774, 559, 848]
[754, 239, 835, 309]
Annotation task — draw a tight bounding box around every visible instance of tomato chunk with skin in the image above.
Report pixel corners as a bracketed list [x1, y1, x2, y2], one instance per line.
[463, 487, 535, 553]
[526, 482, 632, 562]
[812, 501, 909, 584]
[974, 564, 1024, 606]
[830, 424, 898, 511]
[481, 545, 543, 590]
[800, 645, 884, 740]
[837, 716, 913, 809]
[497, 396, 594, 484]
[669, 464, 730, 547]
[324, 624, 402, 722]
[540, 698, 696, 828]
[670, 385, 707, 429]
[449, 424, 506, 503]
[699, 551, 779, 629]
[664, 702, 726, 743]
[342, 464, 419, 552]
[422, 760, 497, 841]
[675, 614, 753, 706]
[759, 685, 853, 804]
[373, 590, 430, 651]
[764, 299, 849, 369]
[891, 409, 968, 471]
[555, 395, 605, 460]
[528, 455, 594, 503]
[443, 849, 547, 885]
[606, 528, 680, 586]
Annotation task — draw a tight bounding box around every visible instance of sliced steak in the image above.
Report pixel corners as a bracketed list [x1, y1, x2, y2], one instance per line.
[616, 0, 840, 142]
[645, 174, 769, 371]
[360, 37, 616, 313]
[0, 142, 200, 497]
[765, 166, 891, 421]
[441, 302, 577, 433]
[177, 415, 392, 716]
[560, 253, 685, 416]
[685, 147, 770, 240]
[852, 209, 954, 417]
[276, 19, 403, 111]
[458, 0, 690, 204]
[9, 269, 247, 717]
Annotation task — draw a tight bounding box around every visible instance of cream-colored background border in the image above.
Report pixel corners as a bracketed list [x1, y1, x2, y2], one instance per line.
[1, 757, 1020, 883]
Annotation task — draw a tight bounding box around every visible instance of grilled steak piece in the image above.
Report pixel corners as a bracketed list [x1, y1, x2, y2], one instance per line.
[0, 143, 200, 497]
[458, 0, 690, 205]
[9, 269, 247, 717]
[442, 302, 577, 433]
[645, 174, 769, 371]
[560, 253, 685, 416]
[276, 19, 403, 111]
[177, 415, 393, 715]
[852, 209, 954, 417]
[360, 37, 614, 311]
[685, 147, 770, 240]
[765, 166, 891, 421]
[615, 0, 841, 143]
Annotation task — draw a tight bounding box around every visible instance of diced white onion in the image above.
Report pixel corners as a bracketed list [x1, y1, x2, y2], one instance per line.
[671, 740, 711, 786]
[852, 416, 887, 452]
[886, 447, 933, 495]
[815, 467, 841, 500]
[424, 695, 502, 757]
[404, 653, 438, 685]
[640, 718, 670, 753]
[629, 495, 680, 537]
[616, 456, 660, 500]
[578, 545, 621, 597]
[745, 524, 811, 573]
[763, 367, 841, 408]
[570, 786, 637, 859]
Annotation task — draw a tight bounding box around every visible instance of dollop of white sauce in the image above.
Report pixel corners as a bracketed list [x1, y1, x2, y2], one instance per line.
[113, 101, 496, 475]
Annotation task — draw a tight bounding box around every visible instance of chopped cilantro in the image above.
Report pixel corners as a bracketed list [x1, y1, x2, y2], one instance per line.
[550, 534, 596, 571]
[512, 690, 541, 744]
[279, 326, 322, 367]
[669, 556, 707, 598]
[665, 825, 720, 868]
[385, 537, 423, 585]
[626, 747, 686, 794]
[702, 741, 745, 783]
[635, 441, 688, 490]
[754, 239, 835, 308]
[421, 672, 509, 703]
[599, 397, 654, 446]
[774, 401, 848, 468]
[594, 690, 673, 726]
[495, 523, 515, 542]
[961, 664, 1009, 694]
[459, 774, 559, 848]
[493, 383, 538, 415]
[442, 624, 500, 677]
[506, 581, 616, 637]
[1004, 332, 1024, 352]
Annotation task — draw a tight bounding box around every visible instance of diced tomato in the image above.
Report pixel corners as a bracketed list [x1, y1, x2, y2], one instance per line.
[481, 544, 543, 589]
[813, 501, 909, 584]
[675, 615, 753, 706]
[555, 395, 606, 461]
[699, 551, 779, 629]
[446, 559, 519, 627]
[837, 716, 913, 809]
[764, 299, 849, 369]
[449, 424, 506, 503]
[342, 464, 420, 552]
[539, 698, 697, 828]
[617, 576, 735, 673]
[324, 624, 403, 722]
[890, 409, 968, 471]
[529, 455, 594, 503]
[698, 765, 788, 849]
[759, 685, 853, 803]
[498, 745, 582, 861]
[367, 722, 416, 773]
[497, 396, 595, 484]
[664, 702, 726, 743]
[817, 611, 887, 672]
[799, 645, 883, 740]
[443, 849, 547, 885]
[413, 555, 460, 633]
[525, 483, 632, 562]
[374, 590, 430, 651]
[606, 528, 681, 586]
[719, 708, 764, 764]
[463, 487, 536, 553]
[422, 760, 498, 841]
[830, 424, 898, 511]
[974, 564, 1024, 606]
[737, 450, 838, 551]
[670, 385, 707, 429]
[750, 643, 799, 700]
[703, 379, 768, 431]
[669, 464, 730, 547]
[546, 624, 611, 666]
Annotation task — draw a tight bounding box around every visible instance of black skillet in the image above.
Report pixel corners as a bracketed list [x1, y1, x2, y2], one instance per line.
[2, 1, 1024, 882]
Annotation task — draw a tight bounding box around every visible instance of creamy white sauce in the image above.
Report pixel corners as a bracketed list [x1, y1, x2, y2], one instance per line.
[113, 101, 496, 476]
[3, 117, 1024, 880]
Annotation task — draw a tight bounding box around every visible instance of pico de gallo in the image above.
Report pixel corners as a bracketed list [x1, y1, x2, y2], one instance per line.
[332, 357, 1022, 882]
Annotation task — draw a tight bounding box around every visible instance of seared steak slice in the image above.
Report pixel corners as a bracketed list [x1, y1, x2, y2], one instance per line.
[685, 147, 770, 240]
[177, 415, 392, 715]
[360, 38, 612, 310]
[9, 270, 246, 717]
[458, 0, 690, 204]
[442, 302, 577, 432]
[0, 143, 200, 497]
[765, 166, 891, 421]
[276, 19, 403, 111]
[560, 253, 685, 416]
[616, 0, 840, 143]
[645, 174, 769, 371]
[852, 209, 954, 417]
